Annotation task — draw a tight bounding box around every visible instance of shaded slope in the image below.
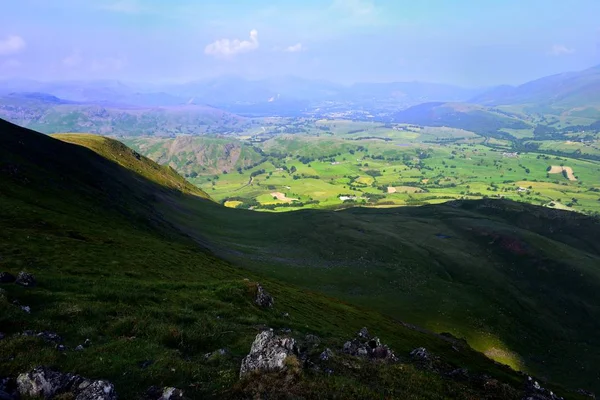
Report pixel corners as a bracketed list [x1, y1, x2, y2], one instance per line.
[166, 192, 600, 393]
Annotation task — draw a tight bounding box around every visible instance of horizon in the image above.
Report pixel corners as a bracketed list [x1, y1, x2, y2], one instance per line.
[2, 0, 600, 86]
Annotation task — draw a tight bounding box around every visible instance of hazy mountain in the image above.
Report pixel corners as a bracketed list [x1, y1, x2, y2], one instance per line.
[470, 64, 600, 108]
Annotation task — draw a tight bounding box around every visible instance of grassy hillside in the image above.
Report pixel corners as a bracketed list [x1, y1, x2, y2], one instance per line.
[122, 136, 264, 176]
[1, 119, 599, 397]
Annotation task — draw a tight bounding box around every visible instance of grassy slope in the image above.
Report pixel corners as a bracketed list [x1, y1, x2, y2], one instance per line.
[168, 192, 600, 393]
[0, 119, 551, 399]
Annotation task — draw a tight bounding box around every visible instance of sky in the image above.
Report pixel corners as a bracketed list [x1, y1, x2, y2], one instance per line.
[1, 0, 599, 87]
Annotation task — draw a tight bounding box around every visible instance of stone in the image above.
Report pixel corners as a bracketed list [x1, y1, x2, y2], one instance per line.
[0, 272, 15, 284]
[75, 345, 84, 351]
[75, 379, 117, 400]
[16, 367, 117, 400]
[17, 366, 83, 398]
[239, 330, 298, 377]
[358, 327, 370, 339]
[576, 389, 596, 399]
[145, 386, 185, 400]
[319, 348, 333, 361]
[282, 312, 289, 318]
[342, 329, 397, 362]
[523, 376, 564, 400]
[15, 271, 36, 287]
[410, 347, 431, 361]
[36, 331, 62, 343]
[20, 305, 30, 314]
[56, 344, 67, 352]
[84, 338, 92, 346]
[305, 334, 320, 346]
[255, 284, 274, 308]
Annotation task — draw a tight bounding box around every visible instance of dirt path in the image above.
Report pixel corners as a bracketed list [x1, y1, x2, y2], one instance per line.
[548, 166, 576, 181]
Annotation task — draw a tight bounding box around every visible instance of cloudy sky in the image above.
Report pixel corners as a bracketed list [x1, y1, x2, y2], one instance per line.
[1, 0, 599, 86]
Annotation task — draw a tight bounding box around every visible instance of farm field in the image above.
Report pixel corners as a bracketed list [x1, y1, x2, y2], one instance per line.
[123, 119, 600, 215]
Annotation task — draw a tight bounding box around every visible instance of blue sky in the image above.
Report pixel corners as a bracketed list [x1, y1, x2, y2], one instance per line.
[1, 0, 599, 86]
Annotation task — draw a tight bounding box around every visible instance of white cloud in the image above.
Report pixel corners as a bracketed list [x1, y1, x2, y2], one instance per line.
[99, 0, 143, 14]
[0, 35, 26, 56]
[548, 44, 575, 56]
[62, 51, 83, 68]
[205, 29, 259, 58]
[284, 43, 304, 53]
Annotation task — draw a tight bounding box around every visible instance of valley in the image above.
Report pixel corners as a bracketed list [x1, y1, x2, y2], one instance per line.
[122, 118, 600, 215]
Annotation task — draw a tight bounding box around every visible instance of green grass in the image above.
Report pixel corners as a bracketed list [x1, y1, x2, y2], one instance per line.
[1, 119, 599, 398]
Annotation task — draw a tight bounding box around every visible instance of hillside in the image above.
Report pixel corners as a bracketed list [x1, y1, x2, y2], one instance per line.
[1, 119, 599, 398]
[122, 136, 264, 176]
[471, 65, 600, 112]
[0, 93, 247, 136]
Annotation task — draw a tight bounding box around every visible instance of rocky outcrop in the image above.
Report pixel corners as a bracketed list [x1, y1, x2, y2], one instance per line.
[22, 330, 62, 344]
[145, 386, 185, 400]
[240, 330, 298, 377]
[15, 271, 36, 287]
[255, 284, 274, 308]
[342, 327, 397, 362]
[15, 366, 116, 400]
[0, 272, 15, 284]
[523, 376, 564, 400]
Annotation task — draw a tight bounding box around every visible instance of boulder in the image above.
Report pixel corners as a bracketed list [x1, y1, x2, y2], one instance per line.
[342, 328, 397, 362]
[319, 348, 333, 361]
[523, 376, 564, 400]
[239, 330, 298, 377]
[17, 366, 83, 398]
[0, 272, 15, 284]
[255, 284, 274, 308]
[410, 347, 431, 361]
[305, 334, 321, 347]
[15, 271, 36, 287]
[145, 386, 185, 400]
[16, 367, 117, 400]
[75, 379, 117, 400]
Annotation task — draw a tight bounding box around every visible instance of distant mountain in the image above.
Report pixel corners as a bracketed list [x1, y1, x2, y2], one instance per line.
[0, 77, 483, 113]
[470, 65, 600, 109]
[0, 92, 247, 136]
[390, 102, 531, 139]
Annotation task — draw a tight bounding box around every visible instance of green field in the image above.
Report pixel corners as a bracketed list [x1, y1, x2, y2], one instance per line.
[124, 120, 600, 215]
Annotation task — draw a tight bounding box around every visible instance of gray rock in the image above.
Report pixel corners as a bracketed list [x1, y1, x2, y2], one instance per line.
[305, 334, 320, 346]
[20, 305, 30, 314]
[282, 312, 289, 318]
[56, 344, 67, 352]
[0, 272, 15, 284]
[75, 379, 117, 400]
[239, 330, 298, 377]
[576, 389, 596, 399]
[524, 376, 564, 400]
[36, 331, 62, 343]
[255, 284, 274, 308]
[319, 348, 333, 361]
[16, 367, 117, 400]
[84, 338, 92, 346]
[342, 329, 397, 362]
[17, 366, 83, 398]
[145, 386, 185, 400]
[75, 345, 84, 351]
[410, 347, 431, 361]
[15, 271, 36, 287]
[358, 327, 370, 339]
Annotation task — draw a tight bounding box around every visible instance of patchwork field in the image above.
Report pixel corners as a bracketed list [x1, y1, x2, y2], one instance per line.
[123, 119, 600, 216]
